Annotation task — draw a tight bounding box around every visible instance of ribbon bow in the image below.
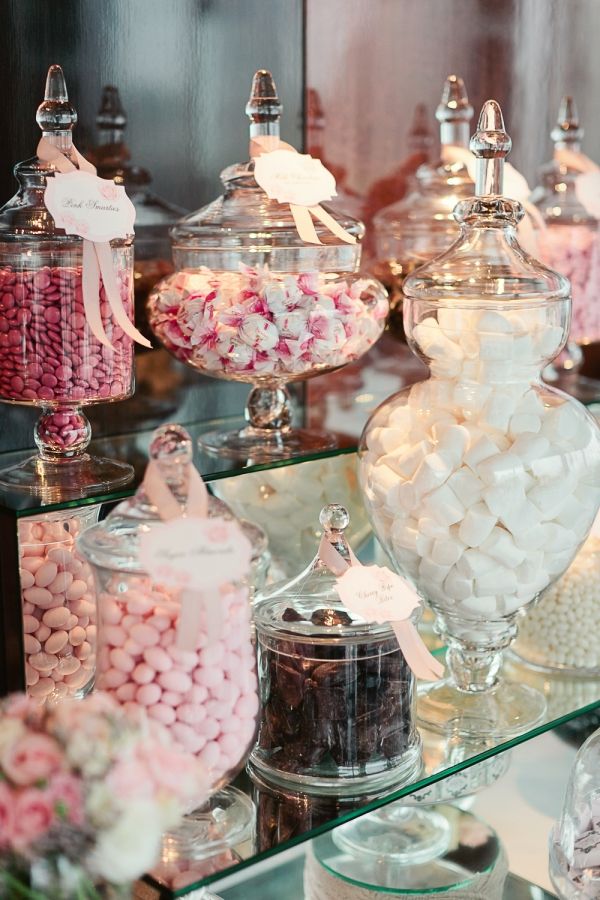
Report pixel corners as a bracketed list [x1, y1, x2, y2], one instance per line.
[251, 135, 356, 246]
[317, 535, 444, 682]
[37, 137, 151, 350]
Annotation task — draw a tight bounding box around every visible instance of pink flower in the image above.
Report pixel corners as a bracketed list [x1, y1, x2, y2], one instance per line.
[106, 757, 153, 803]
[0, 782, 15, 849]
[12, 788, 55, 851]
[48, 772, 84, 826]
[2, 733, 64, 786]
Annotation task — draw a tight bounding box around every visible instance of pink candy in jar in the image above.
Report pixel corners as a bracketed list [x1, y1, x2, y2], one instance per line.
[148, 265, 388, 381]
[19, 508, 99, 703]
[0, 265, 133, 404]
[95, 576, 258, 781]
[539, 225, 600, 345]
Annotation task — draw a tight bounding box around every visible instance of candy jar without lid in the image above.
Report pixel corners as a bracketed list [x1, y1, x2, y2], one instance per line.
[147, 70, 388, 461]
[359, 100, 600, 741]
[531, 97, 600, 371]
[550, 726, 600, 898]
[78, 424, 261, 787]
[373, 76, 474, 338]
[20, 506, 99, 703]
[89, 85, 187, 340]
[250, 503, 421, 794]
[0, 65, 135, 495]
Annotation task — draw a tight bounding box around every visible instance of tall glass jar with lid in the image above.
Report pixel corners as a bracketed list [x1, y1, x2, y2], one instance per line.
[147, 70, 388, 461]
[373, 76, 474, 336]
[359, 101, 600, 741]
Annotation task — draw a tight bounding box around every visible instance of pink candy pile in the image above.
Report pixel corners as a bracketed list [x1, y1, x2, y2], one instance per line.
[20, 516, 96, 702]
[540, 225, 600, 344]
[97, 577, 258, 781]
[0, 265, 133, 404]
[148, 266, 388, 380]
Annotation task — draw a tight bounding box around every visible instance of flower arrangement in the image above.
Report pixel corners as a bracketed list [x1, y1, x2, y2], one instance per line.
[0, 692, 206, 898]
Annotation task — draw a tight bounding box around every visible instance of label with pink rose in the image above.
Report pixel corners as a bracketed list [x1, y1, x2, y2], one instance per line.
[44, 170, 136, 243]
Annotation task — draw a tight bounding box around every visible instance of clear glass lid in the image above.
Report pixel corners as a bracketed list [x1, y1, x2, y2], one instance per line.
[374, 76, 474, 237]
[89, 84, 187, 228]
[170, 70, 363, 265]
[254, 504, 394, 642]
[530, 96, 597, 225]
[78, 424, 267, 573]
[403, 100, 570, 305]
[0, 65, 82, 241]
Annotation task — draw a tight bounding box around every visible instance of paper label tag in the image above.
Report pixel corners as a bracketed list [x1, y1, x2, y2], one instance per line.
[575, 170, 600, 219]
[44, 170, 136, 242]
[138, 516, 252, 590]
[254, 149, 337, 208]
[334, 564, 420, 624]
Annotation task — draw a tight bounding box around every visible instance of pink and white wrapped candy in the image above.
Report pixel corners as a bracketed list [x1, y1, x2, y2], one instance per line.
[148, 265, 388, 380]
[538, 225, 600, 344]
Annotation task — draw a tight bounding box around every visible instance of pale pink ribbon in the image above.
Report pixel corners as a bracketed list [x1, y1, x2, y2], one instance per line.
[318, 535, 444, 682]
[37, 137, 151, 349]
[554, 147, 600, 173]
[250, 135, 356, 246]
[142, 460, 224, 652]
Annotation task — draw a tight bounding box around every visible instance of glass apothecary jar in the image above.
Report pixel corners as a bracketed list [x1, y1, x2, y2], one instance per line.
[150, 787, 253, 892]
[20, 506, 98, 703]
[147, 69, 388, 460]
[550, 726, 600, 898]
[78, 424, 260, 789]
[372, 76, 474, 336]
[359, 101, 600, 741]
[250, 504, 421, 794]
[513, 527, 600, 674]
[0, 65, 135, 494]
[530, 97, 600, 367]
[88, 85, 187, 339]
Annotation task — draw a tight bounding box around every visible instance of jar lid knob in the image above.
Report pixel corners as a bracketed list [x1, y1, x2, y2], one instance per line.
[470, 99, 511, 196]
[246, 69, 282, 137]
[436, 75, 473, 124]
[319, 504, 350, 534]
[149, 424, 193, 481]
[96, 85, 127, 132]
[551, 95, 583, 146]
[36, 64, 77, 134]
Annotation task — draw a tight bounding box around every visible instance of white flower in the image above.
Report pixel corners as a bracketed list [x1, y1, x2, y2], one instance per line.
[88, 801, 164, 884]
[0, 717, 25, 756]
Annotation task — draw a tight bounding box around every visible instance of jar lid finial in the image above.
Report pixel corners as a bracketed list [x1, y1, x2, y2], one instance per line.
[470, 100, 511, 196]
[36, 64, 77, 134]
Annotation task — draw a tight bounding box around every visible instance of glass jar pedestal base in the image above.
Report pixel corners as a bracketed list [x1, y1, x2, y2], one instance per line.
[417, 678, 547, 741]
[198, 384, 337, 461]
[335, 805, 453, 867]
[0, 406, 133, 497]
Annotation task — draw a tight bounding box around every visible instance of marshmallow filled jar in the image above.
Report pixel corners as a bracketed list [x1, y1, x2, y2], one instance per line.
[78, 426, 260, 789]
[359, 101, 600, 741]
[0, 66, 134, 494]
[147, 70, 388, 460]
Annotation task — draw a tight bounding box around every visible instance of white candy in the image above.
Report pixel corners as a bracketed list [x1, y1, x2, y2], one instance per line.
[477, 310, 514, 334]
[419, 557, 452, 586]
[479, 333, 513, 361]
[482, 482, 526, 519]
[457, 548, 496, 578]
[368, 427, 407, 456]
[464, 434, 500, 472]
[454, 382, 492, 414]
[447, 467, 484, 508]
[477, 452, 524, 486]
[411, 452, 455, 496]
[385, 440, 432, 479]
[418, 517, 450, 540]
[391, 521, 419, 552]
[499, 498, 541, 537]
[422, 484, 465, 527]
[528, 477, 570, 518]
[458, 502, 497, 547]
[413, 318, 464, 363]
[510, 434, 550, 465]
[433, 424, 470, 465]
[480, 393, 514, 431]
[430, 536, 464, 567]
[540, 523, 578, 553]
[509, 413, 540, 436]
[443, 567, 473, 601]
[475, 566, 517, 595]
[481, 527, 526, 568]
[459, 596, 498, 616]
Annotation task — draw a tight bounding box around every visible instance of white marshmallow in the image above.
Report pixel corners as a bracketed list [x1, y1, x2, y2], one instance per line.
[458, 502, 497, 547]
[477, 310, 514, 334]
[447, 467, 485, 508]
[433, 424, 470, 465]
[481, 527, 526, 568]
[396, 482, 418, 511]
[374, 428, 408, 455]
[509, 413, 541, 436]
[454, 382, 492, 415]
[482, 482, 527, 519]
[541, 402, 582, 444]
[391, 521, 419, 552]
[479, 333, 513, 361]
[536, 324, 565, 358]
[464, 434, 500, 472]
[422, 484, 465, 527]
[385, 440, 432, 479]
[459, 596, 498, 616]
[540, 522, 578, 553]
[457, 548, 496, 578]
[419, 557, 452, 586]
[528, 478, 570, 518]
[430, 537, 464, 567]
[413, 318, 464, 363]
[387, 405, 413, 431]
[477, 359, 514, 382]
[515, 551, 543, 583]
[411, 452, 455, 496]
[512, 524, 548, 551]
[477, 452, 524, 486]
[509, 433, 550, 465]
[443, 567, 474, 601]
[418, 517, 450, 540]
[499, 498, 542, 537]
[475, 566, 517, 595]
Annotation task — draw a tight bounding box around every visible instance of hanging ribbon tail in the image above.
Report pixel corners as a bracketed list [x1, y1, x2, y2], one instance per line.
[317, 535, 350, 576]
[185, 466, 210, 517]
[249, 136, 299, 158]
[82, 241, 114, 348]
[176, 589, 222, 651]
[290, 204, 322, 244]
[522, 199, 546, 234]
[391, 619, 445, 681]
[554, 147, 600, 174]
[309, 204, 357, 244]
[36, 137, 77, 173]
[142, 460, 210, 521]
[94, 242, 152, 348]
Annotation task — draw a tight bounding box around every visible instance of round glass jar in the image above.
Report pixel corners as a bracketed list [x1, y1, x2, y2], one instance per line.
[78, 425, 260, 787]
[147, 69, 388, 460]
[0, 66, 135, 494]
[550, 726, 600, 898]
[250, 505, 421, 794]
[373, 76, 474, 336]
[20, 506, 99, 703]
[530, 97, 600, 365]
[513, 530, 600, 674]
[359, 101, 600, 741]
[88, 85, 187, 339]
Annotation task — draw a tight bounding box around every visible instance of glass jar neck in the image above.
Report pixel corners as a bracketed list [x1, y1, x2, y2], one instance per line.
[41, 129, 76, 162]
[440, 120, 470, 149]
[249, 119, 280, 139]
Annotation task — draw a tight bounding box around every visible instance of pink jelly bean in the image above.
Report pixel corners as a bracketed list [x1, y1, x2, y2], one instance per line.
[198, 741, 221, 768]
[102, 625, 127, 647]
[132, 662, 155, 685]
[110, 648, 135, 673]
[194, 666, 223, 690]
[235, 692, 259, 719]
[143, 646, 173, 673]
[129, 623, 160, 647]
[160, 691, 182, 708]
[176, 703, 206, 725]
[101, 667, 128, 689]
[147, 703, 176, 726]
[136, 683, 162, 706]
[157, 669, 192, 694]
